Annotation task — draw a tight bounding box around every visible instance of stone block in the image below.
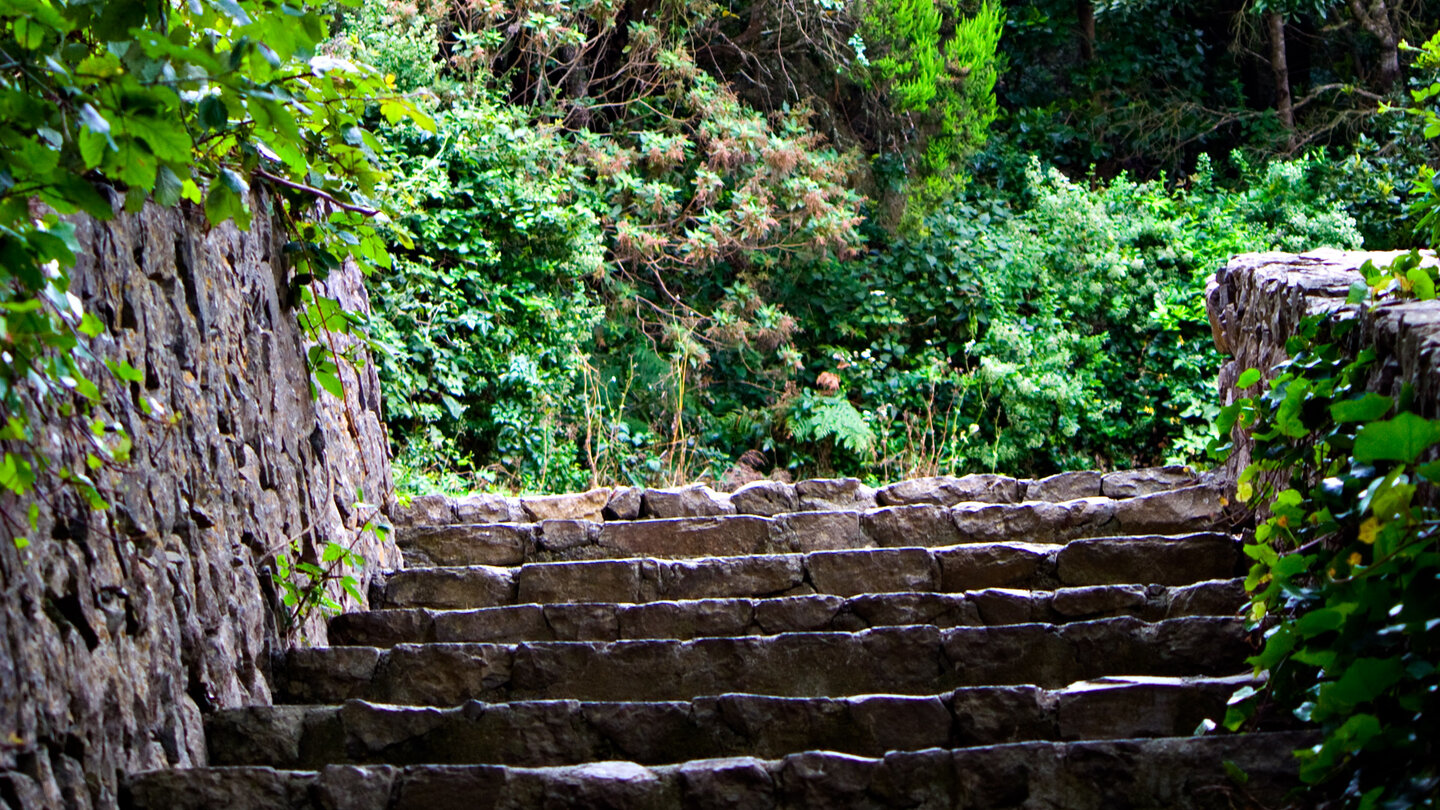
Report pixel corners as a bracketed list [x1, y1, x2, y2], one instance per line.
[658, 555, 805, 601]
[393, 494, 454, 526]
[804, 548, 937, 596]
[730, 480, 798, 516]
[771, 510, 867, 552]
[520, 488, 612, 522]
[934, 543, 1050, 592]
[598, 516, 773, 558]
[434, 605, 551, 643]
[861, 504, 962, 547]
[1055, 533, 1236, 587]
[876, 474, 1023, 507]
[604, 487, 644, 520]
[399, 524, 532, 567]
[516, 560, 643, 604]
[536, 520, 599, 553]
[452, 493, 522, 523]
[378, 567, 517, 610]
[1111, 484, 1225, 533]
[641, 485, 736, 518]
[1024, 471, 1102, 502]
[1101, 465, 1200, 498]
[794, 478, 877, 511]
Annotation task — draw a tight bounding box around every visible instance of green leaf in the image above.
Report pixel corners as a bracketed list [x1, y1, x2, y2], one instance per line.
[1346, 280, 1369, 304]
[1407, 267, 1436, 300]
[1329, 393, 1392, 423]
[314, 369, 344, 398]
[1237, 368, 1261, 389]
[104, 359, 146, 383]
[154, 165, 185, 207]
[1353, 412, 1440, 465]
[78, 312, 105, 338]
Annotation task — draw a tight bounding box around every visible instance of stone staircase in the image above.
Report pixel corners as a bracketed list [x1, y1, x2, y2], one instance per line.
[124, 469, 1309, 809]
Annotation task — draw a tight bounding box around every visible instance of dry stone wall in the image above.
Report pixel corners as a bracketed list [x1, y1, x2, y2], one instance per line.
[0, 195, 397, 809]
[1206, 249, 1440, 491]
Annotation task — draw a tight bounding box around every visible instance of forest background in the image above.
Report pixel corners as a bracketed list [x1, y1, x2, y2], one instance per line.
[337, 0, 1440, 494]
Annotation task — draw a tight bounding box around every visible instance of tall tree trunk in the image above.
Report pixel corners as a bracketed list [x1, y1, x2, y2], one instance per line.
[1267, 11, 1295, 148]
[1076, 0, 1095, 62]
[1347, 0, 1400, 90]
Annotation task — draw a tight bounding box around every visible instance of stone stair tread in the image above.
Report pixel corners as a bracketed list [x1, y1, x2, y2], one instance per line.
[394, 485, 1226, 566]
[331, 579, 1245, 646]
[127, 731, 1311, 810]
[373, 533, 1241, 610]
[274, 617, 1252, 705]
[208, 675, 1258, 768]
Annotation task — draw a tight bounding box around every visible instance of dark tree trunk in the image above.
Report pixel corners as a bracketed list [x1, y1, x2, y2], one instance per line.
[1267, 11, 1294, 147]
[1076, 0, 1095, 62]
[1347, 0, 1400, 90]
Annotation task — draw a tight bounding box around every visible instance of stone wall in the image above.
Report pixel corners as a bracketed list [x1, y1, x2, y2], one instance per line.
[0, 195, 398, 809]
[1206, 248, 1440, 489]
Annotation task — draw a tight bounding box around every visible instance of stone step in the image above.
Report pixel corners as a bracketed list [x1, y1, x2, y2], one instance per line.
[127, 731, 1310, 810]
[331, 579, 1244, 646]
[393, 468, 1206, 527]
[394, 484, 1226, 566]
[372, 533, 1240, 610]
[273, 617, 1251, 706]
[208, 675, 1254, 769]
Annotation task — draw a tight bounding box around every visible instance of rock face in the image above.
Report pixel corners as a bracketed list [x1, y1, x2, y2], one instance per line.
[1207, 250, 1440, 498]
[128, 461, 1309, 808]
[0, 194, 396, 808]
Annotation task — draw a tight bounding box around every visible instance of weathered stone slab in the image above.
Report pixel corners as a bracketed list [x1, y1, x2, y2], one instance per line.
[393, 494, 454, 526]
[377, 567, 517, 611]
[1055, 533, 1236, 586]
[536, 519, 599, 553]
[804, 548, 937, 596]
[933, 543, 1051, 591]
[967, 588, 1046, 625]
[658, 555, 804, 600]
[515, 560, 645, 604]
[752, 595, 846, 634]
[598, 516, 773, 558]
[399, 524, 532, 567]
[949, 685, 1054, 745]
[795, 478, 877, 511]
[1111, 484, 1225, 533]
[843, 592, 979, 629]
[330, 609, 437, 647]
[730, 480, 798, 516]
[127, 732, 1316, 809]
[545, 603, 623, 641]
[861, 504, 963, 547]
[641, 485, 736, 518]
[1101, 466, 1200, 498]
[618, 599, 753, 640]
[949, 498, 1116, 544]
[1024, 471, 1102, 502]
[433, 605, 551, 643]
[453, 493, 523, 523]
[1050, 585, 1147, 618]
[876, 474, 1023, 507]
[770, 510, 868, 552]
[1165, 578, 1246, 618]
[604, 487, 644, 520]
[520, 488, 612, 522]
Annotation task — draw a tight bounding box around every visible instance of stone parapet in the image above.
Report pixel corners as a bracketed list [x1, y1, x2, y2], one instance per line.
[1206, 249, 1440, 489]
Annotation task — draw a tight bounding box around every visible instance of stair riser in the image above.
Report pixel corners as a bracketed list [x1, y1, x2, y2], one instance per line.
[275, 619, 1251, 706]
[332, 580, 1245, 646]
[376, 534, 1240, 611]
[128, 732, 1311, 810]
[209, 680, 1247, 768]
[397, 486, 1225, 566]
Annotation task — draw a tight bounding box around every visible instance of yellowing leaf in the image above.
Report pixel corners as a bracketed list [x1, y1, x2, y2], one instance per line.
[1358, 517, 1379, 545]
